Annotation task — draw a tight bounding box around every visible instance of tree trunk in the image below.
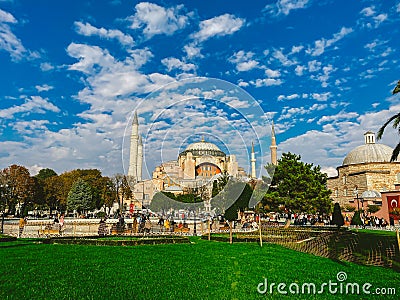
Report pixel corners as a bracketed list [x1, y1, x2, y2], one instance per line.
[229, 221, 233, 244]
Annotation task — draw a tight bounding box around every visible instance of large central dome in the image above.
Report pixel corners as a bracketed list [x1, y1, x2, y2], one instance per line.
[186, 141, 221, 152]
[179, 139, 226, 157]
[342, 131, 395, 166]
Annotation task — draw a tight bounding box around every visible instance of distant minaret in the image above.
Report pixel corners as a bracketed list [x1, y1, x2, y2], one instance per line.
[128, 111, 139, 180]
[270, 122, 278, 165]
[251, 142, 256, 178]
[137, 135, 143, 181]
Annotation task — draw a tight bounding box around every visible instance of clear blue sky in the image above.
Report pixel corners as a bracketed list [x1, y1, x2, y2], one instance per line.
[0, 0, 399, 177]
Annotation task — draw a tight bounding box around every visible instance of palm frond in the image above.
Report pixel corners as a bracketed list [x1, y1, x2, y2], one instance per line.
[391, 143, 400, 162]
[377, 113, 400, 139]
[393, 80, 400, 95]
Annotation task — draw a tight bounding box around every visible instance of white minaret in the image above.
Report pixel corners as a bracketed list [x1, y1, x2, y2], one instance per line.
[137, 135, 143, 181]
[128, 111, 139, 180]
[251, 142, 256, 178]
[270, 121, 278, 165]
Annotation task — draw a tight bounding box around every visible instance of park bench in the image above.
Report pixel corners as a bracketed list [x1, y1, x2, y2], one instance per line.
[174, 227, 190, 233]
[38, 228, 63, 237]
[38, 224, 64, 237]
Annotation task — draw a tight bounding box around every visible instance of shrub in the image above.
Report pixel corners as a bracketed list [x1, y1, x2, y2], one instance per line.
[351, 210, 363, 226]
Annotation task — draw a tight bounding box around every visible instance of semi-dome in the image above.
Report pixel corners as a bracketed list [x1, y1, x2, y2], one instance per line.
[342, 131, 395, 166]
[179, 139, 226, 157]
[361, 190, 382, 199]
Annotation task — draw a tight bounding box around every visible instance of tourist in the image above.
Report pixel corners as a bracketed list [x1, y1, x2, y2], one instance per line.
[18, 216, 27, 238]
[144, 218, 152, 234]
[59, 214, 65, 228]
[98, 218, 108, 236]
[133, 216, 138, 234]
[164, 219, 170, 232]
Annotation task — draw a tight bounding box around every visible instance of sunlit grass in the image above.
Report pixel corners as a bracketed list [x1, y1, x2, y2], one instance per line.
[0, 237, 399, 299]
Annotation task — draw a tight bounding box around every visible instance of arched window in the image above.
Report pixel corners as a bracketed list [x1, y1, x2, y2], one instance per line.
[342, 175, 347, 184]
[344, 188, 348, 197]
[335, 189, 339, 197]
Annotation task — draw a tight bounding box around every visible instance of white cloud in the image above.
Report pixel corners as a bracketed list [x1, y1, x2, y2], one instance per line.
[307, 27, 353, 56]
[35, 84, 54, 92]
[291, 45, 304, 54]
[161, 57, 196, 72]
[359, 6, 388, 28]
[251, 78, 283, 87]
[311, 92, 331, 101]
[229, 50, 259, 72]
[308, 60, 321, 72]
[74, 21, 134, 47]
[192, 14, 245, 42]
[264, 68, 281, 78]
[360, 6, 375, 17]
[272, 49, 296, 66]
[0, 9, 27, 61]
[317, 111, 359, 125]
[265, 0, 311, 16]
[277, 94, 300, 101]
[40, 62, 54, 71]
[311, 64, 336, 87]
[295, 65, 305, 76]
[127, 48, 154, 68]
[183, 43, 203, 58]
[129, 2, 189, 38]
[0, 96, 60, 119]
[67, 43, 116, 74]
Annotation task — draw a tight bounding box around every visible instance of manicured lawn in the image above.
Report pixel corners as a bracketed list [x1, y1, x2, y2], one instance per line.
[0, 237, 399, 299]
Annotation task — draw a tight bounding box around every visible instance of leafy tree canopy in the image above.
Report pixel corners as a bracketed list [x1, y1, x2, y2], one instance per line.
[262, 152, 332, 215]
[35, 168, 57, 181]
[67, 178, 92, 214]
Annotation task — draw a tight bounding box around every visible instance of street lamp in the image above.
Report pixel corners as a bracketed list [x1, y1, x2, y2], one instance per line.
[1, 183, 8, 234]
[353, 188, 360, 210]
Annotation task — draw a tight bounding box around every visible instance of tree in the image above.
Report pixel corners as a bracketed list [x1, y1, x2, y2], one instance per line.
[367, 204, 380, 215]
[350, 210, 363, 226]
[262, 153, 332, 215]
[223, 181, 252, 244]
[101, 176, 115, 215]
[35, 168, 57, 181]
[331, 203, 344, 228]
[67, 178, 92, 215]
[377, 80, 400, 161]
[0, 165, 34, 216]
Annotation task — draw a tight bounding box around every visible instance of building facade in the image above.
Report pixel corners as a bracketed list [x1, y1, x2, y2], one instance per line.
[327, 132, 400, 210]
[127, 112, 278, 209]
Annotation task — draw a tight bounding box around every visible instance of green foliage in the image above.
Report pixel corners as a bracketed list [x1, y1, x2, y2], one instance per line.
[343, 204, 356, 212]
[350, 210, 363, 226]
[67, 178, 92, 214]
[331, 203, 344, 227]
[262, 152, 332, 214]
[149, 191, 202, 212]
[35, 168, 57, 181]
[367, 204, 381, 214]
[223, 182, 252, 221]
[377, 80, 400, 161]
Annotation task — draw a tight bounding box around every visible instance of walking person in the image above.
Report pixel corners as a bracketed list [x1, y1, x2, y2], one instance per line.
[18, 216, 27, 238]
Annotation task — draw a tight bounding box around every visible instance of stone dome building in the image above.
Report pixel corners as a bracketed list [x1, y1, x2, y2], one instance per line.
[327, 131, 400, 207]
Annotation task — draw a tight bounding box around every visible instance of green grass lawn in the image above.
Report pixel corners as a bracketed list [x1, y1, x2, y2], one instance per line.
[0, 237, 399, 300]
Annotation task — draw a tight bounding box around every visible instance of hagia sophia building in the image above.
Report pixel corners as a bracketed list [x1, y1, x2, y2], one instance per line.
[126, 112, 400, 223]
[126, 111, 278, 209]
